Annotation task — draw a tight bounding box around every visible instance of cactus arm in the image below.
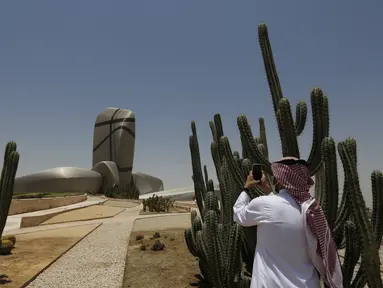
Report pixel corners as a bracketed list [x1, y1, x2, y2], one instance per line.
[220, 137, 245, 190]
[204, 210, 223, 287]
[342, 221, 360, 286]
[209, 120, 218, 142]
[371, 170, 383, 246]
[278, 98, 300, 158]
[295, 100, 307, 136]
[258, 117, 269, 159]
[213, 114, 225, 141]
[189, 134, 205, 218]
[322, 137, 339, 230]
[314, 164, 324, 203]
[220, 158, 235, 225]
[322, 96, 330, 138]
[184, 228, 199, 257]
[276, 109, 289, 157]
[352, 171, 383, 288]
[211, 141, 222, 183]
[332, 177, 351, 248]
[227, 224, 242, 286]
[190, 122, 206, 194]
[258, 22, 284, 115]
[203, 165, 209, 192]
[0, 142, 20, 238]
[338, 141, 382, 287]
[237, 115, 272, 175]
[306, 88, 327, 175]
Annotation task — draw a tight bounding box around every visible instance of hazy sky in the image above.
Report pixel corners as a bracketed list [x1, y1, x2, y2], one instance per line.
[1, 1, 382, 206]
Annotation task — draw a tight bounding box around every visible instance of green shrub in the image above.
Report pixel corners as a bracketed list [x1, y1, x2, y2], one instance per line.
[0, 240, 14, 255]
[105, 176, 140, 199]
[1, 235, 16, 245]
[142, 195, 174, 212]
[151, 240, 165, 251]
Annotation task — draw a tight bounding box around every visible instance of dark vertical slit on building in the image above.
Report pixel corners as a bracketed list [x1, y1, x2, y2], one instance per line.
[109, 109, 121, 161]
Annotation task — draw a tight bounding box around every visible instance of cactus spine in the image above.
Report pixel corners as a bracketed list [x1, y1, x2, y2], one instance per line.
[185, 22, 382, 288]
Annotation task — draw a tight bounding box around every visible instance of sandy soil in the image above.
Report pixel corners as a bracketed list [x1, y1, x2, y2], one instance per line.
[133, 213, 191, 232]
[0, 224, 99, 288]
[139, 206, 190, 215]
[40, 205, 125, 225]
[122, 229, 202, 288]
[103, 200, 140, 208]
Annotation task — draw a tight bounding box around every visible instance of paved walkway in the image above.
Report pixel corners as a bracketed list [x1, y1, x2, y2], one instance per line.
[8, 199, 191, 288]
[27, 205, 142, 288]
[4, 196, 106, 233]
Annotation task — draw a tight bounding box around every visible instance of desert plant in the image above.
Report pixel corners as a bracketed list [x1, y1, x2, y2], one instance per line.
[136, 235, 144, 241]
[105, 176, 140, 199]
[142, 195, 175, 212]
[184, 23, 382, 288]
[1, 235, 16, 245]
[0, 142, 20, 255]
[151, 240, 165, 251]
[0, 239, 14, 255]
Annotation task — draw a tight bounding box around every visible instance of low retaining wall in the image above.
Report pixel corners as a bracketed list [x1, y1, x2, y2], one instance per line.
[173, 204, 192, 212]
[9, 195, 87, 215]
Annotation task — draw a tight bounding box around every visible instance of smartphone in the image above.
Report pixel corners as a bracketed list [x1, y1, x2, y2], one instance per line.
[252, 164, 262, 181]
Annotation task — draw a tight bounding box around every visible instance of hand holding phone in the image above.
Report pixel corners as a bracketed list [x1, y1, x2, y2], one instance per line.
[252, 164, 262, 182]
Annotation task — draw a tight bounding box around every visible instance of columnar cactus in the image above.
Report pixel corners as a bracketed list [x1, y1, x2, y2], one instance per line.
[0, 142, 19, 238]
[0, 142, 20, 256]
[185, 22, 382, 288]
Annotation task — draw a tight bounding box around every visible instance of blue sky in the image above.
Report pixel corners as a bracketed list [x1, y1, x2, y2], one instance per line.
[0, 1, 382, 206]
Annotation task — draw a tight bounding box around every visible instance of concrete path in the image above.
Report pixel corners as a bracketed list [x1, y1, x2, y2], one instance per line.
[3, 197, 194, 288]
[27, 205, 142, 288]
[4, 196, 106, 233]
[19, 200, 191, 288]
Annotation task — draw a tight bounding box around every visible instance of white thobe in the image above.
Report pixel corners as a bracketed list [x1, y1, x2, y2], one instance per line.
[233, 190, 320, 288]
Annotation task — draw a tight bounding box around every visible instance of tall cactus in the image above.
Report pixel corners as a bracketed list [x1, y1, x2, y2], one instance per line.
[0, 141, 20, 238]
[185, 22, 382, 288]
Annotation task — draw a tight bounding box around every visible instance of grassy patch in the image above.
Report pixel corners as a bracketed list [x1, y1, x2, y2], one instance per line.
[12, 192, 85, 199]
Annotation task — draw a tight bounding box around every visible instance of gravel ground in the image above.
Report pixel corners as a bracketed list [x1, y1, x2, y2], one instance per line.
[27, 207, 140, 288]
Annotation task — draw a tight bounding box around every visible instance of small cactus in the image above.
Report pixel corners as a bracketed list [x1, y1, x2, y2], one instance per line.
[151, 240, 165, 251]
[142, 196, 174, 212]
[135, 235, 144, 241]
[1, 235, 16, 245]
[0, 240, 14, 255]
[104, 175, 140, 199]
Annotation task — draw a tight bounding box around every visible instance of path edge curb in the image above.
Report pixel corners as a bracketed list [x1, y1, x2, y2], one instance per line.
[20, 222, 103, 288]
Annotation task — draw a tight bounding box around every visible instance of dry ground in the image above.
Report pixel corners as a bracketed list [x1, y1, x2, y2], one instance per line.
[139, 206, 190, 216]
[122, 229, 202, 288]
[41, 205, 125, 225]
[102, 200, 140, 208]
[132, 214, 190, 232]
[0, 224, 99, 288]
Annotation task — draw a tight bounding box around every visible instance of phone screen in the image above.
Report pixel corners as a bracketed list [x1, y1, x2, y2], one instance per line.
[252, 164, 262, 181]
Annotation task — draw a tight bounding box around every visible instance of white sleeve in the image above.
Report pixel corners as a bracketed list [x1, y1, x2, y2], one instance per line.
[233, 192, 268, 227]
